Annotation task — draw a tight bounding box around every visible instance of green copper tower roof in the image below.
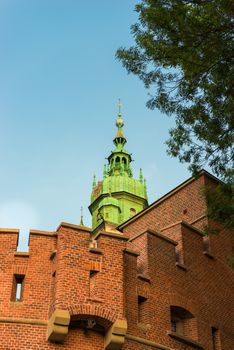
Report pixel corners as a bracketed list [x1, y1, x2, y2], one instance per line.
[89, 101, 148, 231]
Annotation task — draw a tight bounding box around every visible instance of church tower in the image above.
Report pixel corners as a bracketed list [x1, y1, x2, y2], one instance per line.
[89, 102, 148, 231]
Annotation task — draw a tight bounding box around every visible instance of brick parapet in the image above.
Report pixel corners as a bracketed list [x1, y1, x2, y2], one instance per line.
[0, 222, 130, 336]
[123, 248, 138, 334]
[94, 232, 128, 321]
[53, 225, 91, 311]
[0, 229, 19, 251]
[122, 197, 234, 349]
[47, 224, 129, 332]
[0, 228, 56, 322]
[0, 172, 233, 349]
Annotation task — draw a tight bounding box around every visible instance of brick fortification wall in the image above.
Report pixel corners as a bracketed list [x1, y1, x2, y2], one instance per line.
[0, 171, 233, 350]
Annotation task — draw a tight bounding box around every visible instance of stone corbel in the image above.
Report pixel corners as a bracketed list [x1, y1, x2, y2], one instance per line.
[47, 309, 70, 343]
[104, 319, 128, 350]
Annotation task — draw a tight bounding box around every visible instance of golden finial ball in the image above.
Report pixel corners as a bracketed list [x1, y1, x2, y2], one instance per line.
[116, 116, 124, 128]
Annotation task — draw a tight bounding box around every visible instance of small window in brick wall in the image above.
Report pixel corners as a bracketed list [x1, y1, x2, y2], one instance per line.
[11, 274, 25, 302]
[171, 315, 184, 334]
[212, 327, 222, 350]
[138, 296, 148, 324]
[170, 306, 197, 339]
[89, 270, 98, 296]
[171, 319, 177, 333]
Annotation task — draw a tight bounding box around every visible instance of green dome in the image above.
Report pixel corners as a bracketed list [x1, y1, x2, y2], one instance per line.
[102, 176, 147, 200]
[89, 102, 148, 230]
[98, 196, 120, 209]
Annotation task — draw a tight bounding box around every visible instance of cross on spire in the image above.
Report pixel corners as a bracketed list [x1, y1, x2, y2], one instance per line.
[118, 98, 122, 116]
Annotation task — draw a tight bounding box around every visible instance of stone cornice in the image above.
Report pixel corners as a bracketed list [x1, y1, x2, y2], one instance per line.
[89, 247, 103, 254]
[56, 222, 92, 232]
[161, 221, 204, 237]
[30, 229, 57, 237]
[124, 248, 140, 256]
[0, 317, 47, 326]
[126, 334, 176, 350]
[129, 228, 177, 246]
[167, 331, 204, 349]
[89, 190, 148, 213]
[94, 231, 129, 241]
[0, 228, 19, 233]
[137, 274, 151, 282]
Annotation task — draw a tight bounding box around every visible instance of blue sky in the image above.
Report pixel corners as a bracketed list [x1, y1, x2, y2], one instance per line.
[0, 0, 193, 250]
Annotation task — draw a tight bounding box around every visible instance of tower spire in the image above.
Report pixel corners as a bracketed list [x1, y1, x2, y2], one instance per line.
[89, 100, 148, 230]
[80, 206, 84, 226]
[118, 98, 122, 116]
[92, 174, 96, 188]
[139, 168, 143, 183]
[114, 99, 126, 147]
[103, 163, 107, 178]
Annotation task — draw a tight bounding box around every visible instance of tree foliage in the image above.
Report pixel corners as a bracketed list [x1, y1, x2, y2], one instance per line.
[116, 0, 234, 181]
[205, 182, 234, 229]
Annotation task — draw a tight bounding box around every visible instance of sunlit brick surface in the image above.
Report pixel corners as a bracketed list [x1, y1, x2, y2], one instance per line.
[0, 172, 233, 349]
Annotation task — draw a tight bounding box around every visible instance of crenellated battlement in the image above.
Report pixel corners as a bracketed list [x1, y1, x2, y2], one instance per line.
[0, 171, 233, 350]
[0, 221, 130, 347]
[120, 171, 234, 350]
[122, 220, 234, 349]
[128, 221, 225, 276]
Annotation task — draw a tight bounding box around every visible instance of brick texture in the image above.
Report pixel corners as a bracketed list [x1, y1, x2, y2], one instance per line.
[0, 172, 233, 349]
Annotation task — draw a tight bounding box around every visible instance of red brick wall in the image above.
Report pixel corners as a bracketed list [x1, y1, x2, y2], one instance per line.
[122, 173, 234, 350]
[122, 225, 234, 349]
[0, 324, 104, 350]
[0, 231, 55, 320]
[123, 174, 208, 237]
[0, 226, 129, 348]
[0, 173, 233, 350]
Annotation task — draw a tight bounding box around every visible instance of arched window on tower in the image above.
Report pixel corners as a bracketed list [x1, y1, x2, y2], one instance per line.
[115, 156, 120, 169]
[122, 157, 127, 169]
[130, 208, 136, 218]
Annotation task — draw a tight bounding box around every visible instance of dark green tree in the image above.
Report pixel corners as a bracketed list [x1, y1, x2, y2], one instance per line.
[205, 182, 234, 229]
[116, 0, 234, 181]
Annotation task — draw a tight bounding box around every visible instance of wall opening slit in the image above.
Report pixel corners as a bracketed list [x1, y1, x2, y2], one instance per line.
[89, 270, 98, 296]
[138, 295, 148, 324]
[12, 274, 25, 302]
[212, 327, 221, 350]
